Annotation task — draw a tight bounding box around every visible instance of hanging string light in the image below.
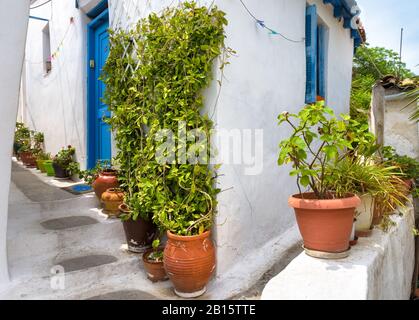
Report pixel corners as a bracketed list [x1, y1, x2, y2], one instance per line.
[238, 0, 305, 43]
[51, 17, 75, 60]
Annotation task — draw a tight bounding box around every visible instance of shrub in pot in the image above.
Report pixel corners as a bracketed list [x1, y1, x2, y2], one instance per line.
[142, 239, 168, 282]
[43, 160, 55, 176]
[36, 152, 51, 173]
[13, 122, 31, 159]
[278, 103, 362, 257]
[52, 146, 78, 179]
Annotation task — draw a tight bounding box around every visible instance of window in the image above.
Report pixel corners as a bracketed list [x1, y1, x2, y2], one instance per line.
[42, 23, 52, 74]
[305, 5, 327, 104]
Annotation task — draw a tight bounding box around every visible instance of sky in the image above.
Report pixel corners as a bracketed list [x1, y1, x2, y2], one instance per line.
[356, 0, 419, 75]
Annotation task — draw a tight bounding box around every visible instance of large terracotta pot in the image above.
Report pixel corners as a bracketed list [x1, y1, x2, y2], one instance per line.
[164, 230, 215, 298]
[92, 170, 119, 199]
[289, 193, 361, 255]
[20, 151, 36, 168]
[142, 248, 168, 283]
[101, 188, 124, 217]
[355, 194, 375, 236]
[119, 204, 156, 253]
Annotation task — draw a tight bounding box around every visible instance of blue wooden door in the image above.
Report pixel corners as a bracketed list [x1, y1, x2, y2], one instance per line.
[87, 9, 110, 168]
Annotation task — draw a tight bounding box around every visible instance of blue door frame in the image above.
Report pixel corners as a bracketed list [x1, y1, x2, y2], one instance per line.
[87, 8, 110, 169]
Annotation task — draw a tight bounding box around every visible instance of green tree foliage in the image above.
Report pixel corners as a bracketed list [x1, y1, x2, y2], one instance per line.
[350, 45, 414, 122]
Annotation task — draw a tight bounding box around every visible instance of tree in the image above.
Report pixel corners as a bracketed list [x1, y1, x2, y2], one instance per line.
[350, 45, 414, 122]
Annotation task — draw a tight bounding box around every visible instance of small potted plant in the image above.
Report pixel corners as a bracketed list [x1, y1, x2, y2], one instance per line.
[52, 146, 78, 179]
[142, 239, 168, 282]
[13, 122, 30, 159]
[277, 102, 361, 257]
[36, 151, 51, 173]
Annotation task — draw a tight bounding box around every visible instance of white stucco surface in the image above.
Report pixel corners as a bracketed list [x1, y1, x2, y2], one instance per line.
[261, 203, 416, 300]
[383, 93, 419, 159]
[19, 0, 91, 169]
[108, 0, 356, 293]
[0, 0, 30, 290]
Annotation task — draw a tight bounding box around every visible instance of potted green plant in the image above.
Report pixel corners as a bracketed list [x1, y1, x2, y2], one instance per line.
[323, 157, 408, 237]
[13, 122, 30, 158]
[43, 160, 55, 176]
[382, 146, 419, 194]
[277, 102, 361, 257]
[52, 146, 78, 179]
[142, 239, 168, 282]
[78, 160, 119, 199]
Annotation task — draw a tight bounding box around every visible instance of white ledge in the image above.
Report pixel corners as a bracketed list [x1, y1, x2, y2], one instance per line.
[261, 203, 416, 300]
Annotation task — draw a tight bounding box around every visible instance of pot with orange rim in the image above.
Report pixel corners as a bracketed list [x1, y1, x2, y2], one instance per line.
[92, 169, 119, 200]
[289, 193, 361, 258]
[164, 230, 215, 298]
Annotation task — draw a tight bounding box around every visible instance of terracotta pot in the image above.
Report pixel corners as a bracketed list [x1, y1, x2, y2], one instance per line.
[289, 193, 361, 254]
[20, 151, 36, 168]
[43, 160, 55, 176]
[142, 248, 168, 282]
[119, 204, 156, 253]
[355, 194, 375, 236]
[164, 230, 215, 298]
[101, 188, 124, 217]
[92, 170, 119, 199]
[52, 162, 69, 178]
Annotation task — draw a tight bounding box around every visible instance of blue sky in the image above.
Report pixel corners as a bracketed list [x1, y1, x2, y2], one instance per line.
[356, 0, 419, 75]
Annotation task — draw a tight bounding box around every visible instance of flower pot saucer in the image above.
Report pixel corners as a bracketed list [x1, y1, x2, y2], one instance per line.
[303, 246, 351, 259]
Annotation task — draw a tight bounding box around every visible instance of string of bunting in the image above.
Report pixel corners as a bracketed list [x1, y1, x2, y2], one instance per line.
[238, 0, 305, 43]
[50, 17, 74, 60]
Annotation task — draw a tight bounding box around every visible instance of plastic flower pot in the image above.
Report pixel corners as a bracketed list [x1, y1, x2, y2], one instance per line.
[43, 160, 55, 176]
[36, 160, 47, 173]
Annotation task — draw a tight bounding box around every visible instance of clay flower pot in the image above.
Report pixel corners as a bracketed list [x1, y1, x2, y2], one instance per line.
[164, 230, 215, 298]
[92, 169, 119, 199]
[43, 160, 55, 176]
[142, 248, 168, 283]
[52, 162, 70, 178]
[119, 204, 156, 253]
[20, 151, 36, 168]
[289, 193, 361, 256]
[101, 188, 124, 217]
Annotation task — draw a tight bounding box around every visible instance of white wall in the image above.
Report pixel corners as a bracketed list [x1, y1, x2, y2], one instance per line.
[0, 0, 30, 290]
[108, 0, 355, 295]
[20, 0, 91, 169]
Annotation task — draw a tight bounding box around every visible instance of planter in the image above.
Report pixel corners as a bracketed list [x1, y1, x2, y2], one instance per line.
[101, 188, 124, 217]
[52, 162, 70, 178]
[288, 193, 361, 256]
[142, 248, 168, 282]
[20, 151, 37, 168]
[119, 204, 156, 253]
[43, 160, 55, 176]
[13, 142, 22, 156]
[355, 194, 375, 237]
[92, 170, 119, 200]
[164, 230, 215, 298]
[36, 160, 47, 173]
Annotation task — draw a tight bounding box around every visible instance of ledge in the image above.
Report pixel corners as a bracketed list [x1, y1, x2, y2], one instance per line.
[261, 202, 416, 300]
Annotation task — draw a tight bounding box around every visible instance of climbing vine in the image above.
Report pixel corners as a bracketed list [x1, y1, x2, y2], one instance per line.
[102, 2, 231, 235]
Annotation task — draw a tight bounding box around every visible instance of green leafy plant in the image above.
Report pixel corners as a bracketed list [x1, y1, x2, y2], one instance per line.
[36, 151, 51, 161]
[53, 146, 79, 175]
[277, 102, 370, 199]
[14, 122, 31, 153]
[78, 160, 114, 185]
[102, 1, 230, 235]
[350, 45, 414, 122]
[147, 239, 164, 262]
[382, 146, 419, 180]
[323, 156, 408, 211]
